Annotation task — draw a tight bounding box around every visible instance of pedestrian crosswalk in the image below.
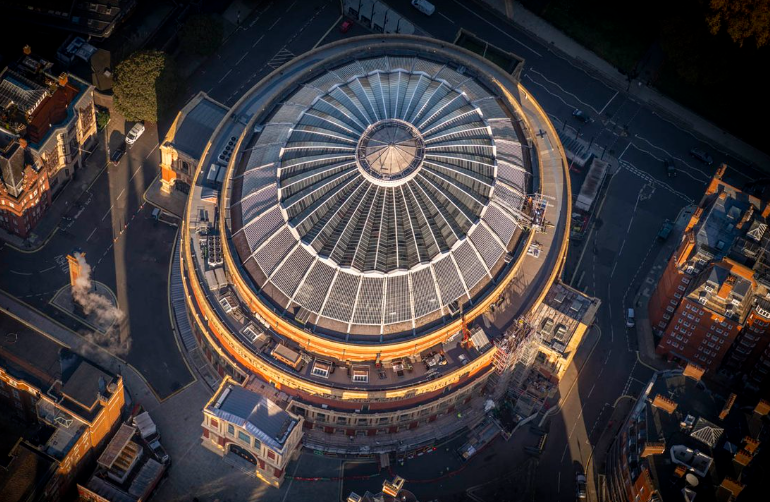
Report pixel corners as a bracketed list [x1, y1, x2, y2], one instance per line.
[267, 48, 295, 70]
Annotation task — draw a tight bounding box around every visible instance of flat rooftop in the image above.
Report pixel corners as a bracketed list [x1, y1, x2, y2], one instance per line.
[0, 312, 119, 422]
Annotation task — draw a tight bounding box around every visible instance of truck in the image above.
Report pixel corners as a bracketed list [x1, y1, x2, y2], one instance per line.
[575, 158, 608, 213]
[133, 411, 159, 441]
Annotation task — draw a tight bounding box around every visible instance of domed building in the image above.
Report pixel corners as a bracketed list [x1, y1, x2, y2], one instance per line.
[177, 35, 572, 456]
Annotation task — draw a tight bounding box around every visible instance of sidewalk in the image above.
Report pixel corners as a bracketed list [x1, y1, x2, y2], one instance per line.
[475, 0, 770, 170]
[632, 205, 696, 369]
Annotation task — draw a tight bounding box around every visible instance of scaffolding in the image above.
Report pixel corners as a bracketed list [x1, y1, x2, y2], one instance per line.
[490, 317, 543, 400]
[508, 194, 554, 233]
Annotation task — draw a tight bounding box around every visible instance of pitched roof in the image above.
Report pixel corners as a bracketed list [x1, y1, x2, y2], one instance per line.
[0, 69, 47, 114]
[169, 94, 228, 161]
[690, 417, 724, 448]
[208, 384, 298, 451]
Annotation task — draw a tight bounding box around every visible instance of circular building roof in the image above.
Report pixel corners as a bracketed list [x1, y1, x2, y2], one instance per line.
[231, 55, 532, 337]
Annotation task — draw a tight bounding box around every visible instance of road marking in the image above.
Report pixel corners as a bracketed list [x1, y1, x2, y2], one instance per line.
[561, 444, 569, 462]
[117, 188, 125, 200]
[286, 0, 297, 12]
[86, 227, 98, 242]
[610, 261, 618, 278]
[9, 270, 32, 276]
[314, 15, 342, 50]
[587, 383, 596, 398]
[130, 166, 142, 182]
[598, 91, 618, 115]
[620, 160, 694, 203]
[557, 471, 561, 492]
[452, 0, 542, 57]
[618, 142, 631, 160]
[523, 74, 575, 108]
[101, 205, 113, 221]
[530, 68, 599, 114]
[39, 266, 56, 273]
[438, 12, 455, 24]
[252, 34, 264, 48]
[236, 51, 249, 65]
[218, 69, 232, 83]
[268, 17, 281, 31]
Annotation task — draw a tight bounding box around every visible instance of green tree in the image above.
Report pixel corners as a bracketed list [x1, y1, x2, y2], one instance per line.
[113, 51, 177, 123]
[706, 0, 770, 48]
[179, 14, 224, 56]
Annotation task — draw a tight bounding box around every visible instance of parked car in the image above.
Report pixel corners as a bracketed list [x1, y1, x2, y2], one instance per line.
[576, 473, 587, 500]
[626, 308, 636, 328]
[690, 147, 713, 165]
[339, 19, 353, 33]
[658, 219, 673, 241]
[146, 437, 170, 465]
[664, 158, 676, 177]
[411, 0, 436, 16]
[125, 122, 145, 146]
[110, 143, 126, 164]
[572, 109, 590, 123]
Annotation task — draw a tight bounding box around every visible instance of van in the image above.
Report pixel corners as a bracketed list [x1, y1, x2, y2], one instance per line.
[411, 0, 436, 16]
[626, 308, 635, 328]
[151, 208, 161, 220]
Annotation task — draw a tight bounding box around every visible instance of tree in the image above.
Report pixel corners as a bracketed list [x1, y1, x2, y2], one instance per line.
[706, 0, 770, 48]
[179, 14, 224, 56]
[113, 51, 177, 123]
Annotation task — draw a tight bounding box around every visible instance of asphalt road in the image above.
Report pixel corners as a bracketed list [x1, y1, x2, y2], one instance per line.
[0, 124, 191, 399]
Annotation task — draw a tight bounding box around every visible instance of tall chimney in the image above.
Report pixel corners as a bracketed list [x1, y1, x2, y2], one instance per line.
[67, 253, 84, 288]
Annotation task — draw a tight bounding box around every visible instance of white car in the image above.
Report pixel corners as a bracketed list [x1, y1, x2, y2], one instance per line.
[125, 123, 145, 145]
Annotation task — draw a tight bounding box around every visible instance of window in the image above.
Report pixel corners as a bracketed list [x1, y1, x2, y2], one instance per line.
[267, 450, 276, 460]
[228, 424, 235, 436]
[352, 367, 369, 383]
[677, 286, 686, 291]
[254, 437, 261, 450]
[311, 360, 331, 379]
[210, 418, 219, 429]
[237, 431, 250, 444]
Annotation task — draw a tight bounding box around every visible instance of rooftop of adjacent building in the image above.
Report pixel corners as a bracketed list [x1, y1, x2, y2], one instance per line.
[82, 423, 165, 502]
[530, 281, 599, 355]
[163, 91, 229, 163]
[619, 367, 768, 502]
[669, 166, 770, 322]
[0, 438, 59, 502]
[684, 259, 756, 323]
[205, 377, 301, 452]
[0, 312, 121, 423]
[0, 54, 89, 150]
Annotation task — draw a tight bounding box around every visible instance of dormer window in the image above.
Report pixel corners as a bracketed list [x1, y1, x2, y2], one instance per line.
[311, 360, 332, 379]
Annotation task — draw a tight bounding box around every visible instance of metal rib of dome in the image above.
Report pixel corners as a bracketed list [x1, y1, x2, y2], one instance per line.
[232, 56, 532, 334]
[279, 71, 494, 272]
